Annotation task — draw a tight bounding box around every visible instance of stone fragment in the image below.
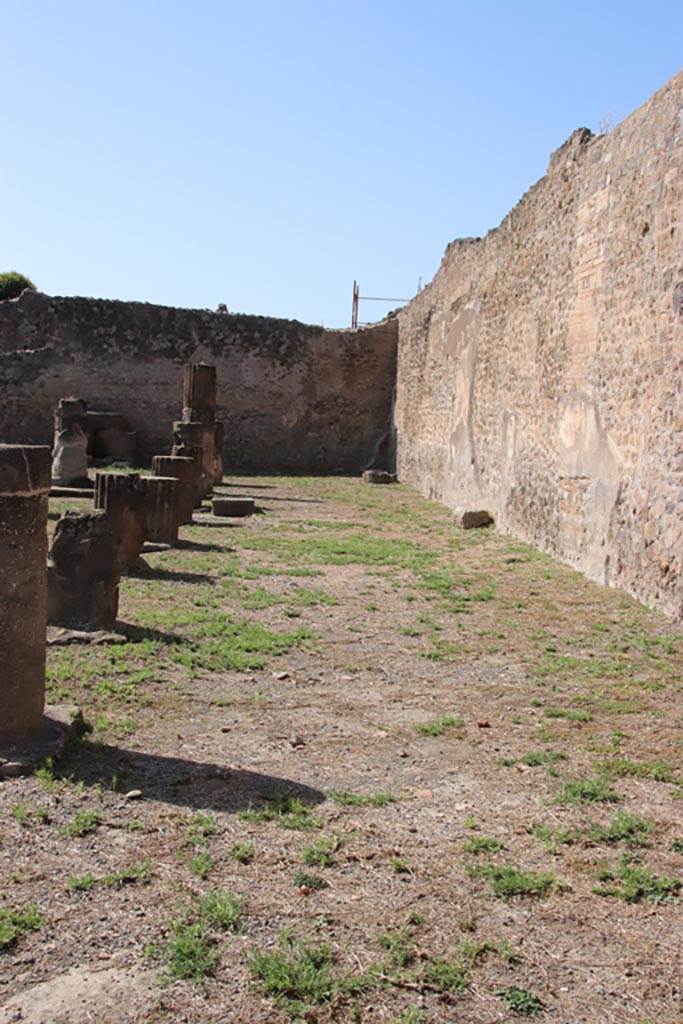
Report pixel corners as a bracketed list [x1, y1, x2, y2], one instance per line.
[152, 455, 196, 524]
[47, 510, 120, 629]
[211, 496, 254, 517]
[213, 421, 225, 485]
[94, 471, 148, 571]
[170, 440, 204, 507]
[0, 444, 52, 741]
[362, 469, 397, 484]
[141, 476, 179, 544]
[453, 508, 494, 530]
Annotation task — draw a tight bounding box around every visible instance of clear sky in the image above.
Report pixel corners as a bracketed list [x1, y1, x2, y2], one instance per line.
[3, 1, 681, 327]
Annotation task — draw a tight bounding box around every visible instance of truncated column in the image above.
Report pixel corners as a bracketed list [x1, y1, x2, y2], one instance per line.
[142, 476, 179, 544]
[152, 455, 196, 524]
[94, 471, 147, 570]
[182, 364, 216, 496]
[0, 445, 52, 741]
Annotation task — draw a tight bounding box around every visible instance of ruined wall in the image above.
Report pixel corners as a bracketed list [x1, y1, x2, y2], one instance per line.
[395, 71, 683, 618]
[0, 294, 397, 473]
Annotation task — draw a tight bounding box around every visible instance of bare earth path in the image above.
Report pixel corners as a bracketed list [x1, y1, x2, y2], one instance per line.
[1, 476, 682, 1023]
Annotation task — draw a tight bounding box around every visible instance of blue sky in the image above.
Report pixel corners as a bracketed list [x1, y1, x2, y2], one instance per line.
[3, 1, 681, 327]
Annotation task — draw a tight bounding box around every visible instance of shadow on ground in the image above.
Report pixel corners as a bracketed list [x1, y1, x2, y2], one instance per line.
[57, 739, 326, 813]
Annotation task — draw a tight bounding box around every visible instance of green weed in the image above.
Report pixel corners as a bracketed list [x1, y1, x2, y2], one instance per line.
[594, 856, 681, 903]
[414, 715, 463, 736]
[555, 776, 620, 805]
[0, 904, 43, 950]
[240, 792, 322, 831]
[499, 985, 545, 1015]
[230, 841, 255, 864]
[469, 863, 559, 899]
[464, 836, 504, 855]
[327, 789, 397, 807]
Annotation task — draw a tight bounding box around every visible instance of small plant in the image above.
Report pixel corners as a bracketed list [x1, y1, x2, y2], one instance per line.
[543, 707, 593, 723]
[69, 873, 97, 892]
[163, 921, 218, 980]
[519, 749, 568, 769]
[594, 855, 681, 903]
[247, 929, 337, 1016]
[464, 836, 504, 855]
[0, 903, 43, 950]
[413, 715, 464, 736]
[392, 1009, 426, 1024]
[199, 889, 246, 932]
[189, 849, 213, 879]
[294, 870, 329, 891]
[422, 956, 467, 992]
[183, 811, 217, 846]
[499, 985, 545, 1015]
[378, 925, 415, 969]
[469, 863, 559, 899]
[555, 776, 620, 806]
[327, 789, 396, 807]
[302, 834, 340, 867]
[389, 856, 411, 874]
[11, 802, 30, 825]
[586, 810, 652, 847]
[59, 808, 102, 837]
[230, 841, 255, 864]
[240, 792, 322, 831]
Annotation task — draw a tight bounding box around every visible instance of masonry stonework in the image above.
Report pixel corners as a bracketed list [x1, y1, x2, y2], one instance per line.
[0, 299, 397, 474]
[394, 71, 683, 618]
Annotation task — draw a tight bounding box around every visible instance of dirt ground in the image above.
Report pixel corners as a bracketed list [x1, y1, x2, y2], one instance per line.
[1, 476, 682, 1024]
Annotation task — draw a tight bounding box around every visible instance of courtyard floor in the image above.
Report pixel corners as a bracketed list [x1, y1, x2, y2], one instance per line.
[1, 476, 682, 1023]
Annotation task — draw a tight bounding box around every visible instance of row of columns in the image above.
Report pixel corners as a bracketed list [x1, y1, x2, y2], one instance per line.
[0, 363, 228, 767]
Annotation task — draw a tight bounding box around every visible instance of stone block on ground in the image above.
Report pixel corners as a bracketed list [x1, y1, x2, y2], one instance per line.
[362, 469, 397, 484]
[212, 496, 255, 517]
[453, 508, 494, 530]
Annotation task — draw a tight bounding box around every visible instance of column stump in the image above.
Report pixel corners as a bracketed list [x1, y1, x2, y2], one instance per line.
[0, 445, 81, 777]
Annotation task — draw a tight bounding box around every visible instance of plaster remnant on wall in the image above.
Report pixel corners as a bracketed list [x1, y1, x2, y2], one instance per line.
[395, 70, 683, 618]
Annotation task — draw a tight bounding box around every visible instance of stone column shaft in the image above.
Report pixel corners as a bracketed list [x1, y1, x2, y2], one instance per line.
[94, 471, 147, 570]
[0, 445, 51, 741]
[152, 456, 196, 524]
[142, 477, 179, 545]
[181, 365, 216, 496]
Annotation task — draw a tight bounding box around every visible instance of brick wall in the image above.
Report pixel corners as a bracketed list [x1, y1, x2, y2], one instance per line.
[0, 295, 397, 473]
[395, 71, 683, 618]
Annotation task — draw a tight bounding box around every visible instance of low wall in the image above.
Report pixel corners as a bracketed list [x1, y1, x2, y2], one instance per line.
[395, 71, 683, 618]
[0, 293, 397, 473]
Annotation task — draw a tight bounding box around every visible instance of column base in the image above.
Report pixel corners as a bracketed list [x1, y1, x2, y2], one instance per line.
[0, 705, 83, 778]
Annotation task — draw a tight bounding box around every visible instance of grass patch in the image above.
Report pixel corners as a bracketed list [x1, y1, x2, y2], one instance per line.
[499, 985, 545, 1015]
[555, 776, 620, 805]
[327, 789, 397, 807]
[247, 930, 338, 1016]
[240, 792, 322, 831]
[413, 715, 463, 736]
[464, 836, 505, 855]
[0, 904, 43, 950]
[594, 855, 681, 903]
[469, 863, 560, 899]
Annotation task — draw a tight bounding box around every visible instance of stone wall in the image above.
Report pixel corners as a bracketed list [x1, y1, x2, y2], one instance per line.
[0, 294, 397, 473]
[395, 71, 683, 618]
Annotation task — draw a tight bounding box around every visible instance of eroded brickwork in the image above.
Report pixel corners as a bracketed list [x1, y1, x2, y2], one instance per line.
[395, 72, 683, 617]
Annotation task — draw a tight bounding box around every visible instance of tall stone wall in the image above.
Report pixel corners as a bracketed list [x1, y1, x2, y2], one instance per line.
[0, 294, 397, 473]
[395, 71, 683, 618]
